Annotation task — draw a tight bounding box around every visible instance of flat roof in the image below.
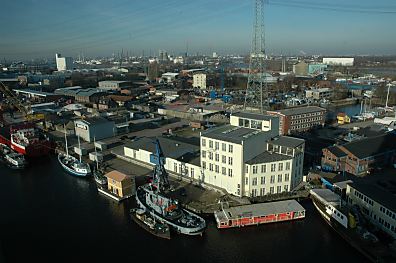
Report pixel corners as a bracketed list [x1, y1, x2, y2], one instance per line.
[75, 116, 112, 126]
[124, 137, 199, 161]
[13, 88, 56, 97]
[246, 151, 292, 165]
[232, 112, 278, 121]
[310, 189, 340, 204]
[202, 125, 263, 144]
[269, 106, 326, 116]
[268, 136, 305, 148]
[99, 81, 129, 84]
[349, 181, 396, 214]
[214, 200, 305, 221]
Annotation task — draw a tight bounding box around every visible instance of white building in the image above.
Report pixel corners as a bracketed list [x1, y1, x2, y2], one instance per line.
[98, 81, 131, 91]
[55, 53, 73, 71]
[323, 57, 354, 67]
[193, 73, 207, 89]
[161, 72, 179, 83]
[305, 88, 332, 100]
[200, 112, 304, 197]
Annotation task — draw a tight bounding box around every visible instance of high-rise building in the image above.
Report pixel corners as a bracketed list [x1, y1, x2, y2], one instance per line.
[193, 73, 207, 89]
[55, 53, 73, 71]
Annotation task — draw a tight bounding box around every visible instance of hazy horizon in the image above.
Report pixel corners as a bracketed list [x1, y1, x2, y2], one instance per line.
[1, 0, 396, 60]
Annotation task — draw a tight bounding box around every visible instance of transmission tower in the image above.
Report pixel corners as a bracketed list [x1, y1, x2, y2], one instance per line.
[244, 0, 267, 113]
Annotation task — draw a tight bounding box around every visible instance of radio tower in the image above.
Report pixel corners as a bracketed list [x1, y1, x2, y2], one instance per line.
[244, 0, 267, 113]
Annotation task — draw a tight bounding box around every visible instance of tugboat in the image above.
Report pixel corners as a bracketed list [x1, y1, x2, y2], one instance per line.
[0, 143, 26, 169]
[136, 139, 206, 236]
[58, 127, 91, 177]
[130, 208, 171, 239]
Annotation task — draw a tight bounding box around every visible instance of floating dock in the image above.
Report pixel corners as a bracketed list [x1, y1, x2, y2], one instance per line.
[214, 199, 305, 229]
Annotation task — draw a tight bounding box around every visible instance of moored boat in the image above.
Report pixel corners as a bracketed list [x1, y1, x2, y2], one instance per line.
[0, 143, 26, 169]
[310, 189, 396, 262]
[130, 208, 171, 240]
[214, 200, 305, 229]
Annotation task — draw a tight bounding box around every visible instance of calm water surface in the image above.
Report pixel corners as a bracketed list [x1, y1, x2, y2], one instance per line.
[0, 156, 368, 263]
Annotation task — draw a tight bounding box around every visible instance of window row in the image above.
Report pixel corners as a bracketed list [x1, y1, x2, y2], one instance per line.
[202, 139, 233, 153]
[291, 112, 322, 119]
[248, 173, 290, 186]
[247, 162, 291, 174]
[291, 117, 322, 125]
[202, 161, 233, 177]
[354, 190, 374, 206]
[202, 151, 233, 165]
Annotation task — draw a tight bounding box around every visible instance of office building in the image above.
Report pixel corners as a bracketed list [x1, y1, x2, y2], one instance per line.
[193, 73, 207, 89]
[55, 53, 73, 71]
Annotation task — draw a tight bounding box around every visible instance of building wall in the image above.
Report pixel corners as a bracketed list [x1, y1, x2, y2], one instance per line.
[245, 159, 293, 197]
[347, 185, 396, 239]
[107, 177, 134, 197]
[230, 115, 279, 135]
[193, 74, 207, 89]
[74, 120, 115, 142]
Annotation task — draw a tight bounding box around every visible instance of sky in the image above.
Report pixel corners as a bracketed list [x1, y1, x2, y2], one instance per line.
[1, 0, 396, 60]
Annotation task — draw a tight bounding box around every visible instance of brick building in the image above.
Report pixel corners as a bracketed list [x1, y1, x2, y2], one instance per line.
[267, 106, 326, 135]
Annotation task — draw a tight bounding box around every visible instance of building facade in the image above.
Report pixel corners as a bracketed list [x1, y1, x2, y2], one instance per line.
[323, 57, 354, 66]
[321, 133, 396, 175]
[98, 81, 131, 91]
[305, 88, 332, 100]
[347, 182, 396, 239]
[193, 73, 207, 89]
[74, 117, 115, 142]
[267, 106, 326, 135]
[105, 170, 135, 198]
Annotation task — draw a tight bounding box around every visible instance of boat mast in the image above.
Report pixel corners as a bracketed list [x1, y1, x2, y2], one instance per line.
[94, 136, 99, 170]
[64, 124, 69, 157]
[78, 134, 82, 163]
[386, 83, 391, 109]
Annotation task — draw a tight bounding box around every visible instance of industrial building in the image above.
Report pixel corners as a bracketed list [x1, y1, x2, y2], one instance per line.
[55, 53, 73, 71]
[193, 73, 207, 89]
[74, 116, 115, 142]
[267, 106, 326, 135]
[346, 180, 396, 239]
[98, 81, 131, 91]
[322, 57, 354, 67]
[161, 72, 179, 83]
[13, 89, 62, 102]
[305, 88, 332, 100]
[55, 87, 106, 103]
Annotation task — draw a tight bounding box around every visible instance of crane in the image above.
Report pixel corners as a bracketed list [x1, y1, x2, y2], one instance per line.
[149, 139, 170, 193]
[0, 81, 44, 122]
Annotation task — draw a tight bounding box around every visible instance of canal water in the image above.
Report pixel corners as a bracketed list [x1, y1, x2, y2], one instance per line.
[0, 156, 368, 263]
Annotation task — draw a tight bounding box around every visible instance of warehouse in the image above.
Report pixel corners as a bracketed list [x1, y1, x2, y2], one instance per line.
[74, 116, 115, 142]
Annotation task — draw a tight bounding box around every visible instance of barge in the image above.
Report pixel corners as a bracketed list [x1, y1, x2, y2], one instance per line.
[214, 199, 305, 229]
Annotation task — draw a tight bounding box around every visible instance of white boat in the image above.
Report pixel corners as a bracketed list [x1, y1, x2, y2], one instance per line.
[0, 143, 26, 169]
[58, 126, 91, 177]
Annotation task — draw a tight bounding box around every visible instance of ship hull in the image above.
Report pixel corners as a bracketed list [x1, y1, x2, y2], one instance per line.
[11, 141, 53, 158]
[58, 154, 90, 177]
[136, 186, 206, 236]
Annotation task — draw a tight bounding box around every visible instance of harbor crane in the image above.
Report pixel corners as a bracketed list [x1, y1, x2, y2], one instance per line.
[149, 139, 170, 193]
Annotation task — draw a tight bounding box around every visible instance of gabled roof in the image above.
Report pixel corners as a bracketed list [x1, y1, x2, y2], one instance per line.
[327, 145, 347, 158]
[342, 133, 396, 159]
[105, 170, 130, 182]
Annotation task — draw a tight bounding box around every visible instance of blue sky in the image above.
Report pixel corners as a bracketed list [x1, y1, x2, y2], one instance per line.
[1, 0, 396, 59]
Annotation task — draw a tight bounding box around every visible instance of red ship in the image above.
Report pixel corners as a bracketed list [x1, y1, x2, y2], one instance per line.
[0, 123, 53, 158]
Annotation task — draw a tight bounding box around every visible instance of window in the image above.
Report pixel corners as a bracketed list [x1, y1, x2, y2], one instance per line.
[271, 163, 276, 172]
[215, 142, 219, 150]
[202, 150, 206, 158]
[277, 186, 282, 193]
[222, 155, 226, 164]
[286, 162, 290, 170]
[251, 189, 257, 197]
[261, 164, 266, 173]
[285, 173, 290, 182]
[260, 188, 265, 196]
[209, 163, 213, 171]
[252, 178, 257, 186]
[202, 161, 206, 169]
[270, 175, 275, 184]
[261, 176, 265, 185]
[278, 174, 282, 183]
[222, 143, 226, 151]
[202, 138, 206, 147]
[270, 187, 274, 194]
[215, 153, 219, 162]
[229, 144, 233, 153]
[222, 167, 226, 175]
[228, 169, 233, 177]
[278, 163, 283, 171]
[253, 166, 258, 174]
[209, 152, 213, 160]
[245, 177, 248, 185]
[209, 140, 213, 148]
[245, 165, 249, 173]
[228, 157, 233, 165]
[174, 163, 177, 173]
[284, 185, 289, 192]
[215, 165, 219, 173]
[191, 168, 194, 177]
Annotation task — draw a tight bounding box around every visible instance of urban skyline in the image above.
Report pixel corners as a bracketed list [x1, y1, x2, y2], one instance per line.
[1, 0, 396, 59]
